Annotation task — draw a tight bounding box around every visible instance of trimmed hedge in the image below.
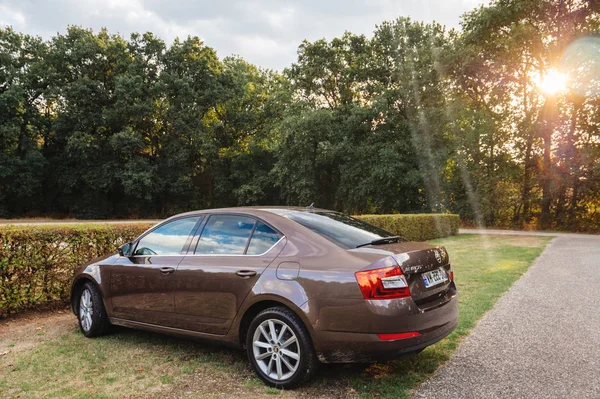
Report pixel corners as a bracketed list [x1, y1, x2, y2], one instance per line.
[356, 214, 460, 242]
[0, 224, 152, 317]
[0, 214, 459, 317]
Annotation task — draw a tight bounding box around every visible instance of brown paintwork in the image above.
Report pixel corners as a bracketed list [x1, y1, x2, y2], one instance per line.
[71, 207, 458, 363]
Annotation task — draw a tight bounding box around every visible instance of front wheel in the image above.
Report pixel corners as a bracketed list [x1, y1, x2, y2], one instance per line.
[78, 282, 110, 337]
[246, 307, 318, 389]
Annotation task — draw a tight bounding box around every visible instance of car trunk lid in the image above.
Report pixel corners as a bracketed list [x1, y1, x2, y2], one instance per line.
[348, 241, 452, 303]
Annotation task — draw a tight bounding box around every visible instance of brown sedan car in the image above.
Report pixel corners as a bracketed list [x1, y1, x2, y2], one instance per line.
[71, 207, 458, 388]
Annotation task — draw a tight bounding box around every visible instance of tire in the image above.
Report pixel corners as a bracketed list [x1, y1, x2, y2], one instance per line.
[77, 282, 110, 337]
[246, 307, 318, 389]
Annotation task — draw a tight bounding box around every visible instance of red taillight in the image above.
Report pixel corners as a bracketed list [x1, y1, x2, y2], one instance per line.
[448, 264, 454, 281]
[355, 266, 410, 300]
[378, 332, 420, 341]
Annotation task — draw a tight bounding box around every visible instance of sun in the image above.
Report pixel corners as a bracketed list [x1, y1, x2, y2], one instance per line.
[538, 69, 568, 95]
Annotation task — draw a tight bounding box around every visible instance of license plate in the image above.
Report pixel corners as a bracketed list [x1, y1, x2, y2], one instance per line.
[422, 267, 448, 288]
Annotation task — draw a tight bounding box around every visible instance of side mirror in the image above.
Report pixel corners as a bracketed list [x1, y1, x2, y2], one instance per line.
[119, 242, 133, 257]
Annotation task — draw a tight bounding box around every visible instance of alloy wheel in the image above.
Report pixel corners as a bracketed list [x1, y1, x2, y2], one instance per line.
[252, 319, 300, 381]
[79, 288, 94, 332]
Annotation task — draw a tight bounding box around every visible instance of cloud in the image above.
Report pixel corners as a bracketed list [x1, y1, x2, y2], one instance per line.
[0, 3, 27, 28]
[0, 0, 489, 70]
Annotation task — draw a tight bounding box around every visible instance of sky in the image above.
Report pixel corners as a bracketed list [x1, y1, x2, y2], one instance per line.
[0, 0, 489, 71]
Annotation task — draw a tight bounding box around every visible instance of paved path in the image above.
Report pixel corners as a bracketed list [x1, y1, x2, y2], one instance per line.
[415, 235, 600, 399]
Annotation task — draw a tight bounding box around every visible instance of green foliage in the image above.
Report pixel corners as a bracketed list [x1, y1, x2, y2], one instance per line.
[0, 224, 151, 317]
[0, 28, 48, 217]
[277, 20, 453, 213]
[446, 0, 600, 229]
[1, 1, 600, 230]
[356, 214, 460, 242]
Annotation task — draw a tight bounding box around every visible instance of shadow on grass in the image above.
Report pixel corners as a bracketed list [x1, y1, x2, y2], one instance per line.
[104, 325, 249, 365]
[101, 326, 368, 397]
[86, 310, 461, 398]
[105, 325, 456, 398]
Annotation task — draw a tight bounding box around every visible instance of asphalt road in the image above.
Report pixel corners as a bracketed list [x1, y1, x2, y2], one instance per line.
[414, 235, 600, 398]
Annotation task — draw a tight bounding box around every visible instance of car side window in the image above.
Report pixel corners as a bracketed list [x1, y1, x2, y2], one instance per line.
[195, 215, 256, 255]
[247, 222, 282, 255]
[134, 216, 200, 255]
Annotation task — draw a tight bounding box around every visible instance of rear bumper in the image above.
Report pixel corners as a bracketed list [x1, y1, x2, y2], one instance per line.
[313, 316, 457, 362]
[307, 284, 458, 363]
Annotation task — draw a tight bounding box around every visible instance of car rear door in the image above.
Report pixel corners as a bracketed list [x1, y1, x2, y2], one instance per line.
[173, 214, 285, 334]
[109, 215, 202, 327]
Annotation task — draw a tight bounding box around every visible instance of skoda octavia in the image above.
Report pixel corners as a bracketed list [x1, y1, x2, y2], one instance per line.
[71, 207, 458, 388]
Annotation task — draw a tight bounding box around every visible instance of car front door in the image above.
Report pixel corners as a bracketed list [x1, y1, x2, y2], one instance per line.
[173, 214, 285, 334]
[109, 216, 202, 327]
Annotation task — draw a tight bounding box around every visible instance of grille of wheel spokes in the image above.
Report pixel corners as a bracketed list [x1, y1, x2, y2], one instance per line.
[79, 289, 94, 331]
[252, 319, 300, 381]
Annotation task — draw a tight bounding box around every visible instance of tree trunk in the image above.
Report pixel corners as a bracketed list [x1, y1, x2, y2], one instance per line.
[487, 124, 496, 226]
[569, 182, 578, 226]
[521, 133, 533, 224]
[520, 70, 533, 225]
[539, 97, 556, 230]
[555, 189, 566, 226]
[567, 100, 581, 226]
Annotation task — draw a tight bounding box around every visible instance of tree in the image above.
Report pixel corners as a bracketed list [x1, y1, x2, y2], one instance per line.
[2, 2, 600, 231]
[279, 19, 453, 214]
[456, 0, 600, 228]
[0, 28, 47, 216]
[209, 57, 287, 206]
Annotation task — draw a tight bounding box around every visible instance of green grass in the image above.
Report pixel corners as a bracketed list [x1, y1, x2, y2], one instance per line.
[344, 234, 551, 398]
[264, 387, 282, 395]
[0, 234, 550, 399]
[0, 326, 259, 398]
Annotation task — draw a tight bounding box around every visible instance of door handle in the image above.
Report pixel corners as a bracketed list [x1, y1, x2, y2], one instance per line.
[235, 270, 257, 278]
[160, 267, 175, 275]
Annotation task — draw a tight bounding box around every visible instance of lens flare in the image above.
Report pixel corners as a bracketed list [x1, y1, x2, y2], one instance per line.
[538, 69, 568, 95]
[560, 37, 600, 98]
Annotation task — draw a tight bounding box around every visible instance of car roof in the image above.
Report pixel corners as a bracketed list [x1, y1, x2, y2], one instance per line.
[167, 206, 334, 219]
[133, 206, 347, 255]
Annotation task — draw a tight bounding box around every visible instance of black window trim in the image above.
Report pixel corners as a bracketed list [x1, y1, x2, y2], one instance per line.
[130, 215, 205, 257]
[190, 212, 285, 256]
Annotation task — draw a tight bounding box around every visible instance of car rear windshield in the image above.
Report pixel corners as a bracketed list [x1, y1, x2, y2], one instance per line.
[285, 211, 398, 249]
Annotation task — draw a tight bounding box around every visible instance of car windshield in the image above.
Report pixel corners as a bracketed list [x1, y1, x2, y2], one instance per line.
[285, 211, 399, 249]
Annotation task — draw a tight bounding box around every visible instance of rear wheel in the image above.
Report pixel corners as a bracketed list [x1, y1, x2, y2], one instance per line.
[246, 307, 318, 389]
[78, 282, 110, 337]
